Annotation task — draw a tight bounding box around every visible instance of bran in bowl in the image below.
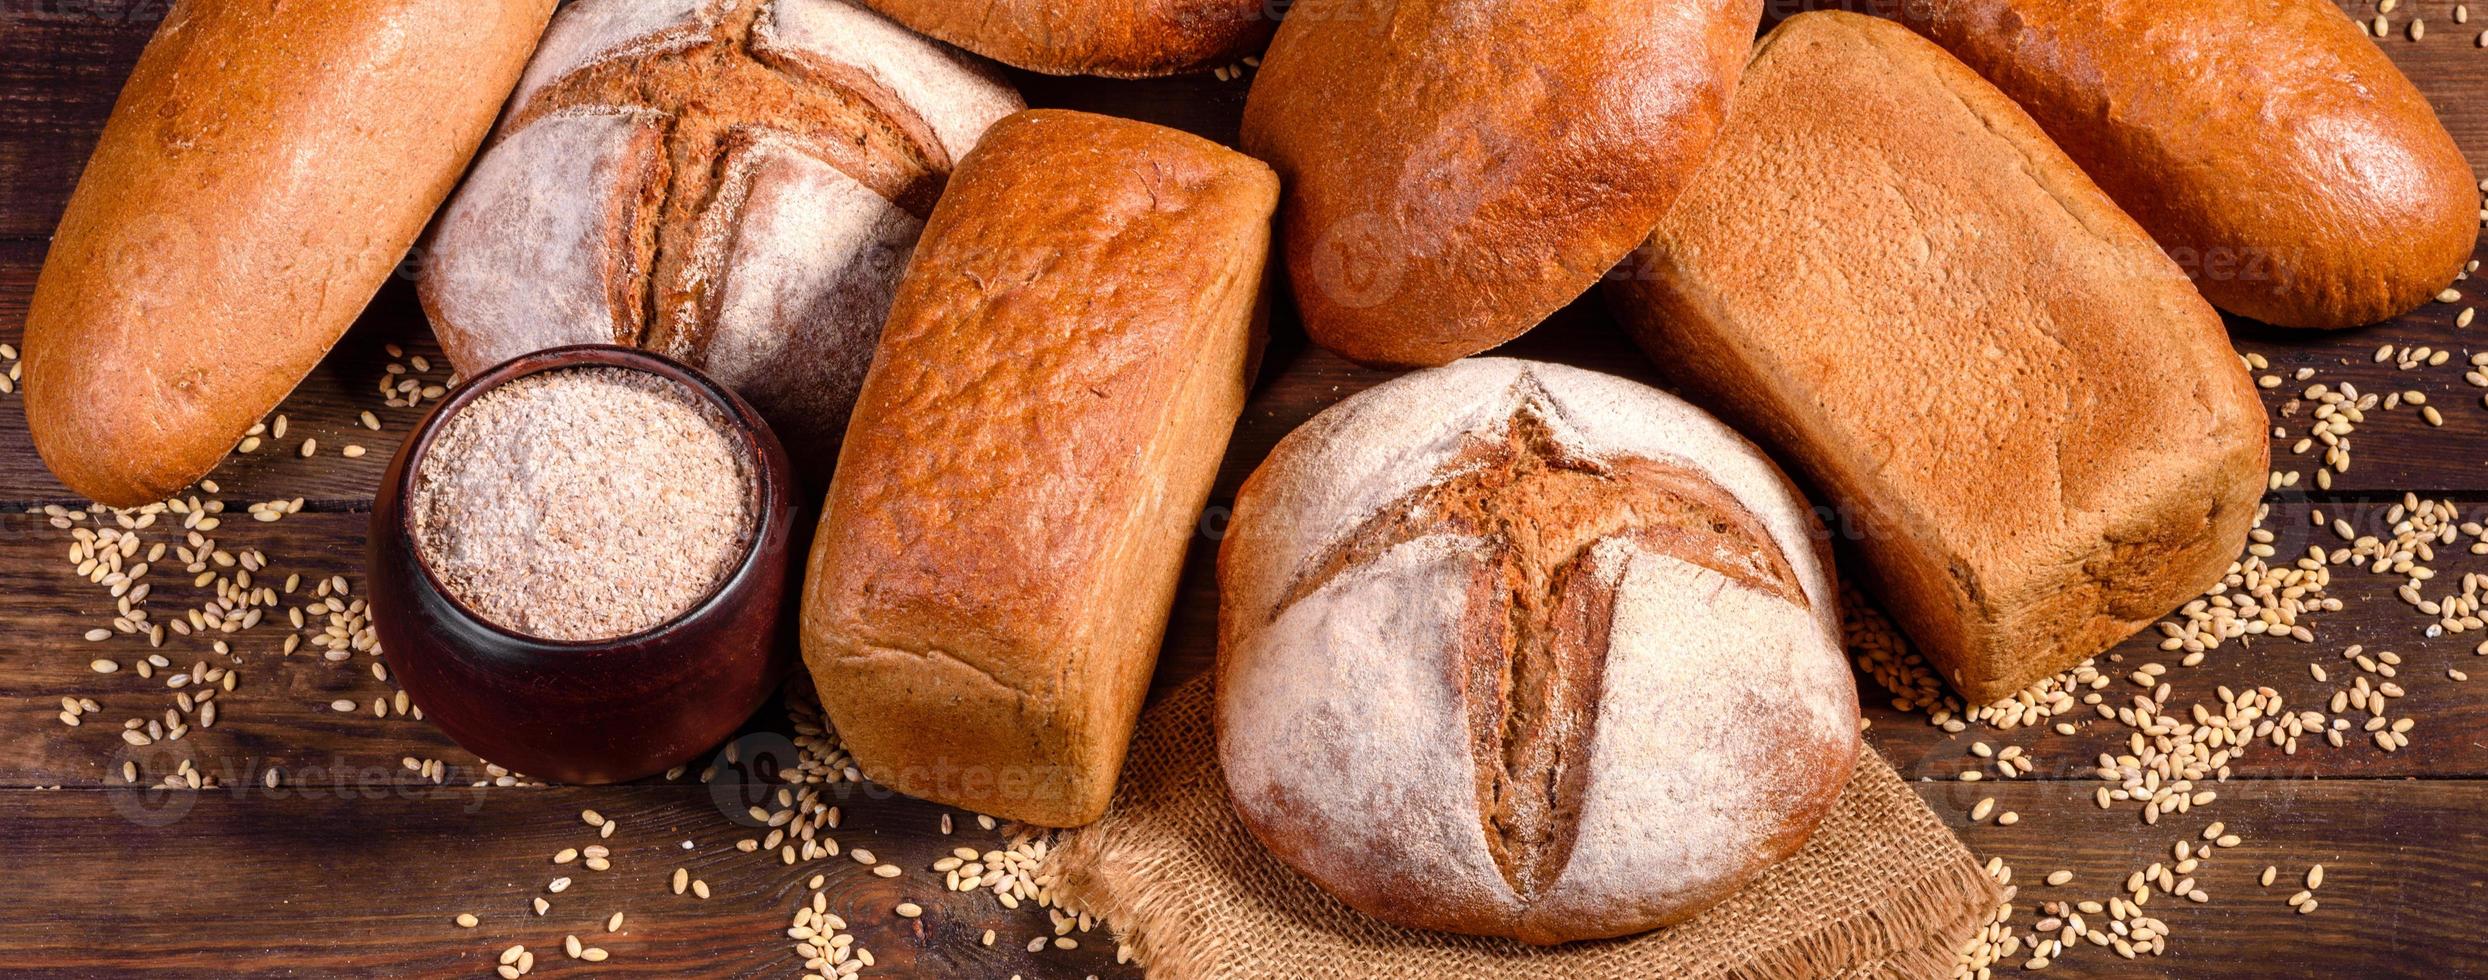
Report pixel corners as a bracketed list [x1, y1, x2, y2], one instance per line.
[408, 366, 754, 642]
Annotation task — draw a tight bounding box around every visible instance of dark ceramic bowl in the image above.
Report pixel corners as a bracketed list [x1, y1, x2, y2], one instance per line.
[367, 345, 796, 784]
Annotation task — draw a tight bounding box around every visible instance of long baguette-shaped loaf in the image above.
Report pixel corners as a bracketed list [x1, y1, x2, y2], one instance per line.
[1900, 0, 2478, 329]
[24, 0, 555, 506]
[801, 109, 1276, 828]
[1606, 13, 2268, 704]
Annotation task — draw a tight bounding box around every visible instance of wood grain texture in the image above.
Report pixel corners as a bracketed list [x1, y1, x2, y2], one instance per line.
[0, 781, 2476, 978]
[0, 785, 1124, 978]
[1928, 780, 2488, 977]
[0, 2, 2486, 977]
[0, 3, 157, 240]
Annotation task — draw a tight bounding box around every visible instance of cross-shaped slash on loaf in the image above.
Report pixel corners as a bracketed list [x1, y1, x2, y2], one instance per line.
[1269, 389, 1805, 899]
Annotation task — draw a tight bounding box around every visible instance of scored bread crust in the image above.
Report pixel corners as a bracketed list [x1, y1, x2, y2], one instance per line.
[854, 0, 1277, 78]
[1238, 0, 1763, 368]
[419, 0, 1021, 474]
[1606, 13, 2269, 704]
[803, 110, 1278, 829]
[1216, 359, 1860, 945]
[1900, 0, 2479, 329]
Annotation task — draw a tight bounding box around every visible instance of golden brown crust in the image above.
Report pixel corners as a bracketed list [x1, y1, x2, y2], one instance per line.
[1607, 13, 2268, 704]
[1238, 0, 1762, 368]
[21, 0, 555, 507]
[801, 109, 1276, 827]
[855, 0, 1275, 77]
[1901, 0, 2479, 329]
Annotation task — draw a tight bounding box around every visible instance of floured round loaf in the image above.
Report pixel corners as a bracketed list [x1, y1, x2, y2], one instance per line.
[418, 0, 1021, 479]
[1216, 358, 1860, 945]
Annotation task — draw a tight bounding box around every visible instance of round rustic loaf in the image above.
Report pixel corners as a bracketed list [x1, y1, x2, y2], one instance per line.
[1239, 0, 1763, 368]
[1216, 358, 1860, 945]
[418, 0, 1021, 475]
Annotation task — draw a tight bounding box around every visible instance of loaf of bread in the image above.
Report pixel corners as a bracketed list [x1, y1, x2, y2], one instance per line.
[420, 0, 1021, 476]
[1218, 358, 1859, 944]
[22, 0, 556, 507]
[1899, 0, 2478, 329]
[855, 0, 1274, 77]
[1606, 12, 2268, 705]
[801, 110, 1277, 828]
[1238, 0, 1761, 368]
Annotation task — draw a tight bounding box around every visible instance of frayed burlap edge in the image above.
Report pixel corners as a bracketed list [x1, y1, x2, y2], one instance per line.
[1730, 855, 1998, 980]
[1042, 678, 1998, 979]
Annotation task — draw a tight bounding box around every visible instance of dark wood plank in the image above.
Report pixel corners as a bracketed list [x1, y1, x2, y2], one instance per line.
[0, 778, 2473, 978]
[1856, 497, 2488, 782]
[1921, 779, 2488, 978]
[0, 784, 1123, 978]
[0, 508, 466, 791]
[0, 3, 158, 239]
[2230, 302, 2488, 498]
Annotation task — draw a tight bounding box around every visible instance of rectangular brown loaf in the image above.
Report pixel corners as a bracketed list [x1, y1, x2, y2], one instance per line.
[800, 109, 1277, 827]
[22, 0, 555, 507]
[1604, 12, 2269, 704]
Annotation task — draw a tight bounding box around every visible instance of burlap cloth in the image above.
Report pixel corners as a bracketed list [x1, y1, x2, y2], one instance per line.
[1039, 678, 2000, 979]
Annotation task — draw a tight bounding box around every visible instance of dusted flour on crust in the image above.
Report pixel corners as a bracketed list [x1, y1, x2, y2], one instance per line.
[421, 0, 1022, 474]
[1216, 358, 1860, 945]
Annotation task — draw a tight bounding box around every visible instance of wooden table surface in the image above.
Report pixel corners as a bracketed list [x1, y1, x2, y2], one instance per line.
[5, 4, 2488, 978]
